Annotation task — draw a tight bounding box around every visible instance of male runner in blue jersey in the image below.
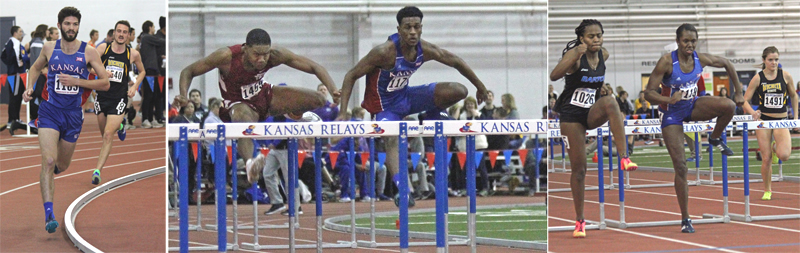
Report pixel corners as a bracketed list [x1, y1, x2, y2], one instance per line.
[23, 6, 110, 233]
[644, 24, 744, 233]
[338, 6, 489, 207]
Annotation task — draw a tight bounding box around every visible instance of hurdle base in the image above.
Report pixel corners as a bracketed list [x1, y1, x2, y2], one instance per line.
[206, 223, 297, 231]
[607, 217, 726, 229]
[168, 225, 199, 231]
[728, 212, 800, 222]
[168, 244, 235, 251]
[548, 185, 612, 193]
[356, 239, 469, 248]
[241, 242, 354, 250]
[548, 220, 603, 232]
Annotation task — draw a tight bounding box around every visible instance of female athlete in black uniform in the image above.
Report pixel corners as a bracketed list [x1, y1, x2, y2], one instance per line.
[549, 19, 638, 238]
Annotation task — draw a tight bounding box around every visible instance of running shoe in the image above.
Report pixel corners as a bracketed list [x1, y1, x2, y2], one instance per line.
[708, 138, 734, 156]
[245, 154, 267, 184]
[45, 216, 59, 233]
[264, 204, 286, 215]
[620, 157, 638, 171]
[762, 191, 772, 200]
[573, 219, 586, 238]
[377, 194, 392, 201]
[394, 193, 416, 208]
[592, 152, 598, 163]
[118, 119, 127, 141]
[54, 165, 62, 175]
[91, 169, 101, 185]
[280, 206, 303, 216]
[681, 219, 695, 233]
[338, 197, 352, 203]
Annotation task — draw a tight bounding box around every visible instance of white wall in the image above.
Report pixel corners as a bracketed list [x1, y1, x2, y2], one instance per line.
[1, 0, 166, 49]
[169, 10, 547, 119]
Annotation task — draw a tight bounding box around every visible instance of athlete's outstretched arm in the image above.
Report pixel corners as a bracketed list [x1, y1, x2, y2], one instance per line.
[699, 53, 744, 106]
[340, 46, 385, 117]
[421, 40, 488, 104]
[60, 45, 109, 91]
[178, 47, 231, 105]
[786, 71, 798, 120]
[129, 49, 146, 98]
[23, 42, 52, 102]
[644, 54, 681, 105]
[272, 47, 340, 102]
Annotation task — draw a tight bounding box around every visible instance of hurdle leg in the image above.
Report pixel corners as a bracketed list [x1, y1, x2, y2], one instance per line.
[348, 138, 357, 246]
[315, 138, 323, 252]
[399, 123, 410, 253]
[288, 138, 298, 252]
[178, 127, 189, 252]
[466, 136, 477, 253]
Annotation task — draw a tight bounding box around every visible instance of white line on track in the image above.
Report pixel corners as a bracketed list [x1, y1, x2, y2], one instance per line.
[0, 140, 165, 162]
[0, 148, 165, 174]
[548, 216, 746, 253]
[548, 195, 800, 233]
[0, 157, 164, 196]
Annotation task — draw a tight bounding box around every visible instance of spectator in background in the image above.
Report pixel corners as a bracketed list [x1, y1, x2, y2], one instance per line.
[24, 25, 48, 132]
[96, 29, 113, 49]
[171, 102, 200, 123]
[634, 91, 650, 115]
[47, 27, 59, 41]
[2, 26, 30, 135]
[189, 89, 207, 120]
[548, 84, 558, 101]
[617, 91, 634, 115]
[156, 16, 167, 125]
[311, 83, 339, 121]
[88, 29, 98, 47]
[718, 87, 729, 99]
[351, 107, 366, 121]
[547, 97, 559, 120]
[139, 20, 166, 128]
[203, 98, 222, 125]
[616, 85, 625, 96]
[495, 93, 519, 120]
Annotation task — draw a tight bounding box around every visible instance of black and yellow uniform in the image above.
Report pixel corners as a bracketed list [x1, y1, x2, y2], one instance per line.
[755, 69, 789, 120]
[94, 45, 131, 115]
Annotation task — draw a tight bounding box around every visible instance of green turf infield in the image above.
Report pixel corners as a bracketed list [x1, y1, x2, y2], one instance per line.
[337, 205, 546, 242]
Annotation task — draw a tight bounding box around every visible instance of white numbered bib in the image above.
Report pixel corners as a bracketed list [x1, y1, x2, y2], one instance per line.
[680, 86, 697, 100]
[241, 81, 263, 100]
[54, 74, 80, 95]
[570, 88, 596, 108]
[386, 76, 409, 92]
[764, 93, 784, 109]
[106, 65, 124, 83]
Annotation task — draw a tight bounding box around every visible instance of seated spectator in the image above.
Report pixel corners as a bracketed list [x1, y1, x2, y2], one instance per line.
[171, 103, 200, 123]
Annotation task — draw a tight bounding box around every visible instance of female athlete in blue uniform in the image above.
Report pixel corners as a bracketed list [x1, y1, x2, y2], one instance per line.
[338, 6, 489, 207]
[644, 23, 745, 233]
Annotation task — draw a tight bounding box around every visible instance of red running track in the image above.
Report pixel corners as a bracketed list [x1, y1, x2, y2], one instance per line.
[1, 105, 166, 252]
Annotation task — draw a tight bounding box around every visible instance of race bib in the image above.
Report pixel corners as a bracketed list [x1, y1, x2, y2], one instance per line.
[386, 76, 409, 92]
[106, 65, 124, 83]
[54, 74, 80, 95]
[680, 86, 697, 100]
[764, 93, 784, 109]
[241, 81, 264, 100]
[569, 88, 596, 108]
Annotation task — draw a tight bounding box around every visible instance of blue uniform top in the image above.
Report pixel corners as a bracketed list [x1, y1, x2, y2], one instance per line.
[362, 33, 425, 114]
[43, 40, 90, 110]
[660, 51, 704, 112]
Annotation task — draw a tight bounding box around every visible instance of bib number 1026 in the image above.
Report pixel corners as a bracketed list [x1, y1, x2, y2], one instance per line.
[570, 88, 596, 108]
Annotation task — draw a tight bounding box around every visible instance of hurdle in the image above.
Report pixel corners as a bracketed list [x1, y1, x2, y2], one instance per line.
[605, 129, 731, 229]
[725, 120, 800, 222]
[547, 128, 608, 233]
[547, 125, 616, 193]
[168, 140, 203, 232]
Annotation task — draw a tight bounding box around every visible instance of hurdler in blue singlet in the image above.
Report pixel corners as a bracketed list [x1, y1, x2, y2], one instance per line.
[361, 33, 442, 121]
[38, 39, 91, 142]
[659, 51, 704, 128]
